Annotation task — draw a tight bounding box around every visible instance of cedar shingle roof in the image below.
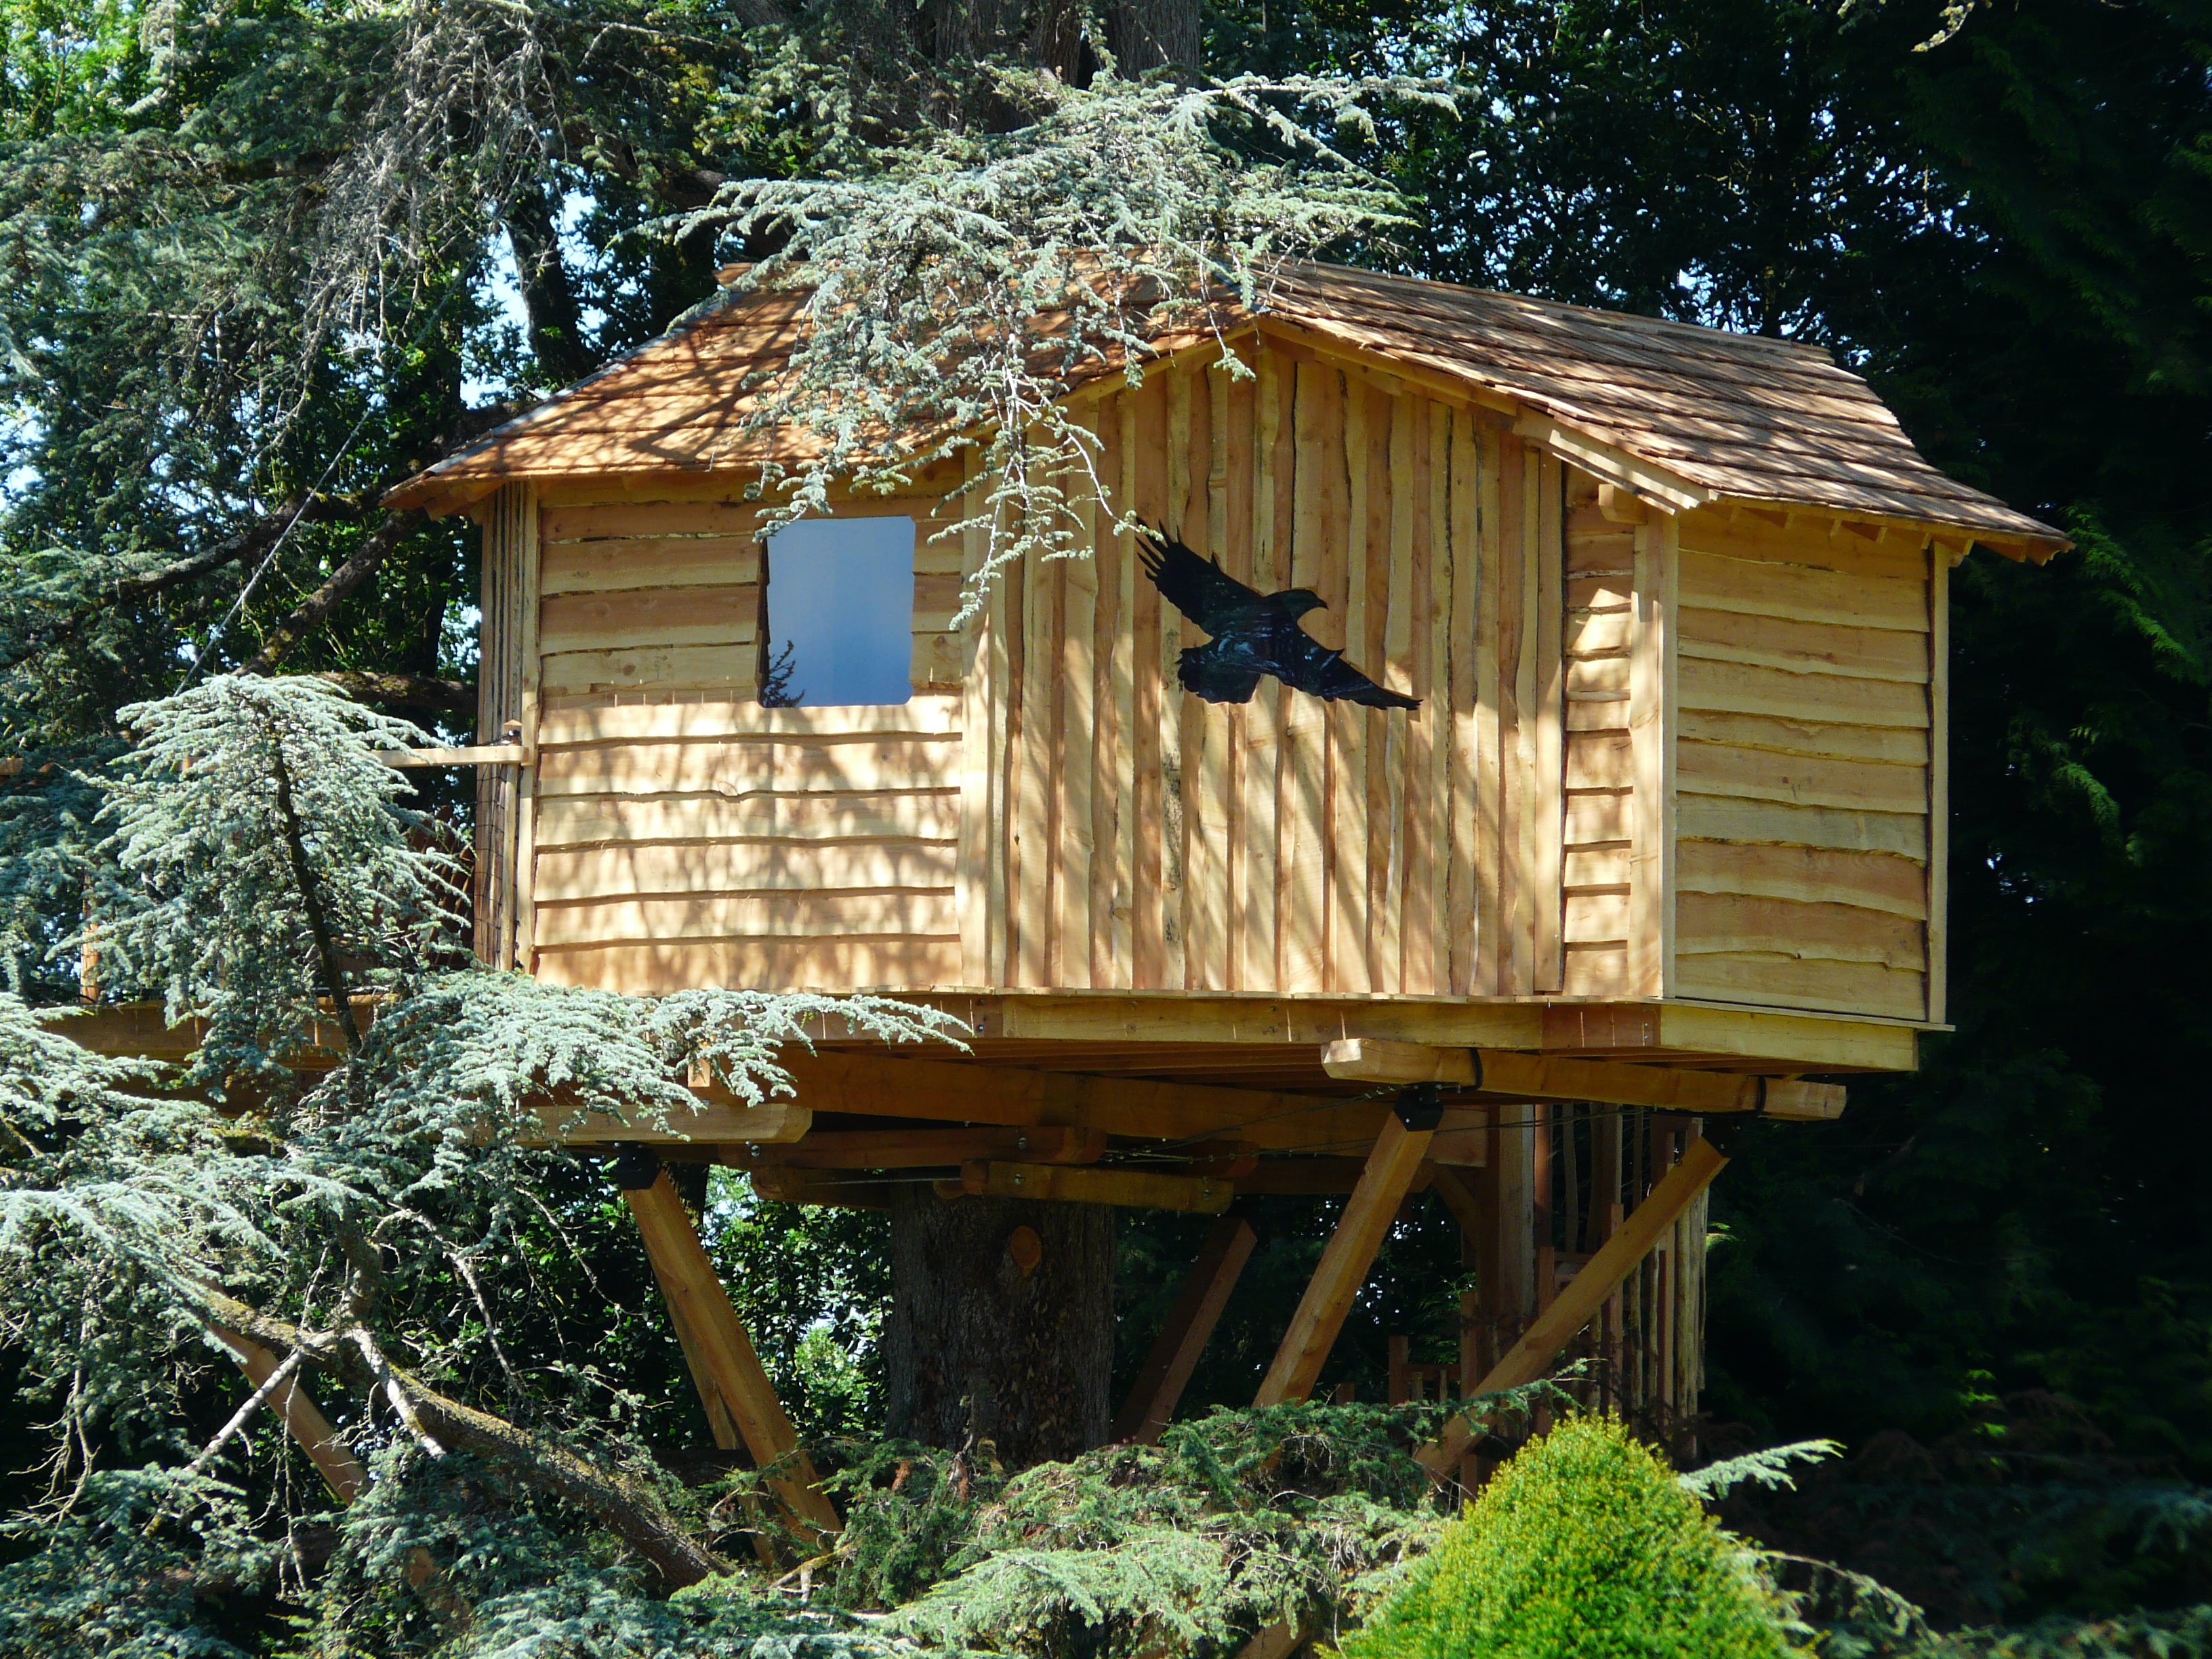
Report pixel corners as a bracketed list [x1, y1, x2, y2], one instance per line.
[388, 263, 2067, 557]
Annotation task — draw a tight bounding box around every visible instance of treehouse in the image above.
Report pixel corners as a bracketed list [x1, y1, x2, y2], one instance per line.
[365, 262, 2063, 1478]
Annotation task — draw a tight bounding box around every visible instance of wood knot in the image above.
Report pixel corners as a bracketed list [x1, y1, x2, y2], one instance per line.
[1006, 1225, 1044, 1278]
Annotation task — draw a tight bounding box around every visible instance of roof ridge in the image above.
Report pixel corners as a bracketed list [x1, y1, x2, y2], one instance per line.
[1284, 261, 1838, 365]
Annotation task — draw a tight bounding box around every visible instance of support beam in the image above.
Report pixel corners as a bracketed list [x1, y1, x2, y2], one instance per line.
[1418, 1134, 1731, 1474]
[951, 1161, 1233, 1213]
[1113, 1216, 1258, 1444]
[208, 1326, 368, 1504]
[1253, 1109, 1435, 1406]
[777, 1051, 1396, 1151]
[526, 1099, 810, 1147]
[621, 1169, 842, 1538]
[1322, 1038, 1844, 1120]
[749, 1126, 1105, 1169]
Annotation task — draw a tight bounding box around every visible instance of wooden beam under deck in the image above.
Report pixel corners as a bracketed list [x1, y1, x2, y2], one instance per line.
[1320, 1038, 1846, 1120]
[49, 993, 1919, 1082]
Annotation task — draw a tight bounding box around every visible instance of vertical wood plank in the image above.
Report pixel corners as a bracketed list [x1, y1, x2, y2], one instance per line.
[1926, 542, 1948, 1023]
[958, 457, 994, 983]
[1163, 370, 1193, 988]
[512, 485, 543, 972]
[1243, 349, 1288, 991]
[1132, 378, 1167, 987]
[1013, 551, 1050, 985]
[1534, 454, 1566, 992]
[1332, 379, 1372, 994]
[987, 507, 1015, 984]
[1221, 356, 1255, 987]
[1479, 434, 1521, 995]
[1434, 409, 1462, 996]
[1401, 400, 1437, 994]
[1626, 513, 1679, 996]
[1111, 392, 1139, 987]
[1509, 444, 1544, 994]
[1447, 414, 1481, 997]
[1191, 362, 1234, 991]
[1281, 360, 1335, 993]
[1090, 413, 1125, 987]
[1380, 392, 1416, 994]
[1059, 415, 1098, 989]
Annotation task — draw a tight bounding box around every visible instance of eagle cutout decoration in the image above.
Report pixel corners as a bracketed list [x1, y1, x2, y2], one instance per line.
[1136, 525, 1420, 710]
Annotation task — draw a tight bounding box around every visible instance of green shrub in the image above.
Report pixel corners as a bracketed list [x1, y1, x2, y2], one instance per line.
[1342, 1415, 1798, 1659]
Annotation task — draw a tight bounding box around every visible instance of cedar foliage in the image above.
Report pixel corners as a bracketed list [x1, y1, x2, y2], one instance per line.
[1341, 1415, 1796, 1659]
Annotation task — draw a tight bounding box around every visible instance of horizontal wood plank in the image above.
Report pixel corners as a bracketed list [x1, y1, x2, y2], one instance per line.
[540, 585, 760, 654]
[1674, 952, 1926, 1020]
[1678, 795, 1927, 861]
[535, 890, 957, 947]
[541, 644, 759, 695]
[535, 936, 964, 992]
[1679, 606, 1929, 683]
[1563, 846, 1632, 888]
[541, 500, 760, 541]
[541, 538, 761, 594]
[539, 697, 958, 747]
[1679, 658, 1930, 728]
[1565, 891, 1630, 944]
[1677, 892, 1924, 969]
[1679, 512, 1931, 582]
[1564, 790, 1633, 846]
[1677, 739, 1927, 813]
[1676, 839, 1926, 918]
[1680, 549, 1926, 632]
[537, 736, 959, 797]
[1565, 731, 1633, 790]
[535, 840, 958, 901]
[535, 790, 960, 847]
[1562, 943, 1634, 997]
[1675, 708, 1930, 766]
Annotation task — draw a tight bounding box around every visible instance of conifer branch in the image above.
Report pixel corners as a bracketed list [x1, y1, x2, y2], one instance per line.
[265, 730, 363, 1054]
[241, 511, 426, 676]
[183, 1284, 729, 1587]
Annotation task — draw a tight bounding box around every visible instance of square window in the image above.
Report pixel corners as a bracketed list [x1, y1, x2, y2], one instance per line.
[760, 516, 915, 707]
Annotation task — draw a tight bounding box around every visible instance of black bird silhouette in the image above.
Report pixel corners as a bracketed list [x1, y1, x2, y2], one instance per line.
[1136, 525, 1419, 710]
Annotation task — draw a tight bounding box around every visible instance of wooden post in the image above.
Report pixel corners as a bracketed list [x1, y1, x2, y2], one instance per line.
[1114, 1215, 1258, 1443]
[1254, 1110, 1435, 1406]
[208, 1326, 367, 1504]
[1420, 1134, 1731, 1475]
[1478, 1102, 1536, 1366]
[621, 1166, 841, 1537]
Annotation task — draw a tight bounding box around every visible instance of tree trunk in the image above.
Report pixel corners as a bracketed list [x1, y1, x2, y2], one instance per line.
[884, 1191, 1115, 1466]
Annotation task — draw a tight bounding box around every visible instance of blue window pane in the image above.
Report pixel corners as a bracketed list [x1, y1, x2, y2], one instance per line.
[763, 516, 915, 707]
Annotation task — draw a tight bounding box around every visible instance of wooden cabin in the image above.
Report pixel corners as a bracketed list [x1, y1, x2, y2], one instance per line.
[378, 262, 2066, 1442]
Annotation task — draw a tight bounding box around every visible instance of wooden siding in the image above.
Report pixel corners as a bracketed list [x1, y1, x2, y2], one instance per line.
[972, 342, 1563, 996]
[472, 342, 1945, 1025]
[474, 485, 535, 969]
[1666, 506, 1934, 1020]
[523, 494, 972, 994]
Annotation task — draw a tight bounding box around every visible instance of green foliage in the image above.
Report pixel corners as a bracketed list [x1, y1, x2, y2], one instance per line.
[1345, 1415, 1797, 1659]
[806, 1399, 1481, 1658]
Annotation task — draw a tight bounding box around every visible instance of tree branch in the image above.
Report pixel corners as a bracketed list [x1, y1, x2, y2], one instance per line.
[3, 493, 359, 668]
[186, 1285, 729, 1586]
[265, 730, 364, 1054]
[310, 671, 474, 722]
[241, 510, 424, 676]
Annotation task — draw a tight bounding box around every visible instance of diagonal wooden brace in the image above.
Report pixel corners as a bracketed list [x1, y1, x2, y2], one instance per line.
[1418, 1134, 1731, 1473]
[1114, 1214, 1258, 1443]
[209, 1325, 369, 1504]
[1254, 1109, 1435, 1406]
[623, 1168, 842, 1538]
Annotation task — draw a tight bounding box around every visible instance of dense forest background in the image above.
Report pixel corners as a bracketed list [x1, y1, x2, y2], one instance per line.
[3, 0, 2209, 1639]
